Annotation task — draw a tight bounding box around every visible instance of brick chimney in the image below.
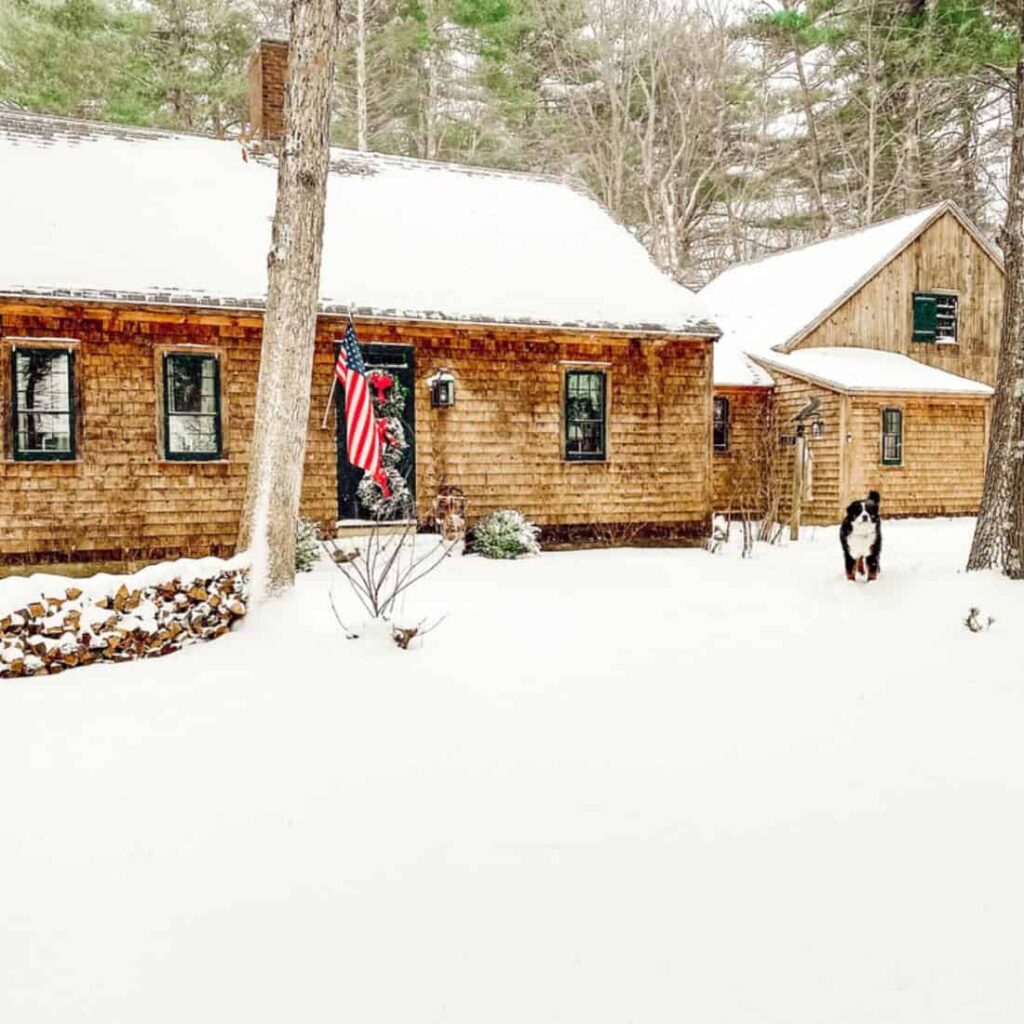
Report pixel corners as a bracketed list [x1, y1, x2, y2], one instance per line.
[247, 38, 289, 142]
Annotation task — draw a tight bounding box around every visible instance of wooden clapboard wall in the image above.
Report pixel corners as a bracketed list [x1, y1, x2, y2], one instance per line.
[768, 370, 844, 525]
[793, 210, 1004, 386]
[0, 299, 713, 568]
[845, 395, 989, 517]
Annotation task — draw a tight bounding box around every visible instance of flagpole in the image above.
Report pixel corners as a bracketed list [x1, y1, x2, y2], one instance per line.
[321, 305, 354, 430]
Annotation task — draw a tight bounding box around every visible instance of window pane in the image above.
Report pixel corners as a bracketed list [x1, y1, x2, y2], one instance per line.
[567, 421, 602, 454]
[15, 350, 71, 412]
[168, 414, 219, 455]
[567, 373, 602, 420]
[167, 356, 217, 414]
[15, 412, 72, 454]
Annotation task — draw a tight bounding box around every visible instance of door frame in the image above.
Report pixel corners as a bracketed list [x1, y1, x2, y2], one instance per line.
[335, 342, 416, 520]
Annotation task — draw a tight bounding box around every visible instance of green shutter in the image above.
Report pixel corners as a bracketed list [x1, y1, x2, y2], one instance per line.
[913, 293, 938, 342]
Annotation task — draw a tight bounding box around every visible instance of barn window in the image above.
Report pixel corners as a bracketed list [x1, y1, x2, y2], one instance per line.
[913, 292, 958, 344]
[11, 347, 76, 461]
[713, 396, 730, 452]
[163, 353, 222, 460]
[881, 408, 903, 466]
[565, 370, 606, 461]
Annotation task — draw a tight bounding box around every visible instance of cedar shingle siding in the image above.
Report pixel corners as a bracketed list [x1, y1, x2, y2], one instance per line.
[0, 300, 713, 568]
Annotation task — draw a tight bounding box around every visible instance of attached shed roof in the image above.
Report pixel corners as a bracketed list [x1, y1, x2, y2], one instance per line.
[700, 200, 1001, 387]
[753, 347, 993, 396]
[713, 346, 775, 389]
[0, 110, 718, 336]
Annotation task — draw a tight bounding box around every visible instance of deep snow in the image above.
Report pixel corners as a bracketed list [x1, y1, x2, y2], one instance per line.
[2, 518, 1023, 1023]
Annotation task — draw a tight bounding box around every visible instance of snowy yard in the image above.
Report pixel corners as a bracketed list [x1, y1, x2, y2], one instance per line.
[2, 517, 1024, 1023]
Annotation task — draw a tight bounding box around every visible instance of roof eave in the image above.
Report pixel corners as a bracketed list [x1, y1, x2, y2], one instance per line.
[752, 355, 992, 398]
[0, 288, 720, 339]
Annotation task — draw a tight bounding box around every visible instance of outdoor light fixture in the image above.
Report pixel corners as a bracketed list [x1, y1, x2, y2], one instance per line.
[429, 368, 456, 408]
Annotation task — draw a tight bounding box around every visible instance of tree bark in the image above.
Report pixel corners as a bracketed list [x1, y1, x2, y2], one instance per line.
[238, 0, 341, 600]
[355, 0, 368, 151]
[968, 16, 1024, 576]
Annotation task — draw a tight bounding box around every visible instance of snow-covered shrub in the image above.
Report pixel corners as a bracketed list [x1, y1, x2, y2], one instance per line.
[295, 517, 321, 573]
[472, 510, 541, 560]
[964, 607, 995, 633]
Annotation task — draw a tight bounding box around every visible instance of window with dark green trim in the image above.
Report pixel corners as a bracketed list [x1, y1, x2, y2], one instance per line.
[163, 353, 222, 460]
[882, 408, 902, 466]
[713, 396, 730, 452]
[913, 292, 958, 343]
[11, 347, 76, 461]
[565, 370, 606, 461]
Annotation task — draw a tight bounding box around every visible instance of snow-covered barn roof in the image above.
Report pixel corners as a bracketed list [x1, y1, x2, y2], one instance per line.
[0, 110, 718, 336]
[700, 201, 1002, 386]
[753, 347, 993, 396]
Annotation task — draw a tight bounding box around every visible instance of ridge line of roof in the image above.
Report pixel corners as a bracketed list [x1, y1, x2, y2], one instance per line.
[704, 202, 948, 281]
[0, 106, 582, 191]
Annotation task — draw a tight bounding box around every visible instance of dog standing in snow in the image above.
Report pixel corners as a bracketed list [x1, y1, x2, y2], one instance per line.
[840, 490, 882, 581]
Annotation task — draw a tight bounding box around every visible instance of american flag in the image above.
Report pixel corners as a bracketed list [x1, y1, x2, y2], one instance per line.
[335, 318, 390, 497]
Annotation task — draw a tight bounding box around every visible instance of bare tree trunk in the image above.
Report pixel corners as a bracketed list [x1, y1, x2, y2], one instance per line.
[355, 0, 368, 151]
[238, 0, 341, 600]
[902, 80, 923, 211]
[968, 25, 1024, 576]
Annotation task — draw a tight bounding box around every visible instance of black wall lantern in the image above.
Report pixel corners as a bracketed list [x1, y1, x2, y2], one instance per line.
[430, 368, 456, 408]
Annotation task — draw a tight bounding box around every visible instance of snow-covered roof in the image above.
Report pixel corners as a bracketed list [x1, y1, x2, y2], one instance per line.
[713, 346, 774, 388]
[0, 110, 718, 336]
[753, 347, 993, 396]
[702, 200, 1001, 387]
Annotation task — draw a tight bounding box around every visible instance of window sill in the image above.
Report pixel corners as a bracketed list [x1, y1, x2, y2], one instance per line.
[714, 449, 732, 457]
[158, 458, 230, 466]
[565, 457, 608, 464]
[7, 457, 78, 465]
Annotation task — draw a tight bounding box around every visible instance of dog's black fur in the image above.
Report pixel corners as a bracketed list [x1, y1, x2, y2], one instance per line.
[839, 490, 882, 581]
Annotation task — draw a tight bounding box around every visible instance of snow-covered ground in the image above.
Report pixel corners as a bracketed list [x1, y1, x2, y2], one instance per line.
[2, 517, 1023, 1023]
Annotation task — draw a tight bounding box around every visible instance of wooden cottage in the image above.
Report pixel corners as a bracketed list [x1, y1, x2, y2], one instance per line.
[702, 202, 1001, 524]
[0, 42, 719, 571]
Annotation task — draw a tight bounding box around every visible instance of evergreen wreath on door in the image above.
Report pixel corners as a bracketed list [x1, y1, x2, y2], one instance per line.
[357, 371, 412, 518]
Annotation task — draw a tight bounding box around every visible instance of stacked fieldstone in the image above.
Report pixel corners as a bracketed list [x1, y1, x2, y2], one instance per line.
[0, 569, 247, 678]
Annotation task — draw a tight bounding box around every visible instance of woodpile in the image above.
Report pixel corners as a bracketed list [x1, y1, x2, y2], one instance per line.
[0, 569, 248, 678]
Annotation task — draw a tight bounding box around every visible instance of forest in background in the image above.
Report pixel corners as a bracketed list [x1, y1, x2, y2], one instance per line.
[0, 0, 1019, 284]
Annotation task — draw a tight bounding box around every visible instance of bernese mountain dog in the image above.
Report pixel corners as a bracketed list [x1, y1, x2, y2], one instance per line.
[840, 490, 882, 581]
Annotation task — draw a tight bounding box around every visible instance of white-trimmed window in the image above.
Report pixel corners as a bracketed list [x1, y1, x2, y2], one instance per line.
[713, 396, 729, 452]
[882, 408, 903, 466]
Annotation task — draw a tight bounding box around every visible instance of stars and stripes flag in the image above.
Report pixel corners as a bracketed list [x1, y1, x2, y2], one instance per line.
[335, 318, 390, 497]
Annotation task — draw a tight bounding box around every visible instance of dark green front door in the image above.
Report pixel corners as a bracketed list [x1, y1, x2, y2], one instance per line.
[336, 343, 416, 520]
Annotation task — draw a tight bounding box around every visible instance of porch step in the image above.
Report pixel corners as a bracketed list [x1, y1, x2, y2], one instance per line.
[334, 519, 417, 539]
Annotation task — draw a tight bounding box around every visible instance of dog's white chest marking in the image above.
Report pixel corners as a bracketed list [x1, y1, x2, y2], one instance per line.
[847, 519, 877, 559]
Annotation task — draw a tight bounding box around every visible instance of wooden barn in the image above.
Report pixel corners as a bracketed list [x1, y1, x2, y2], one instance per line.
[0, 41, 719, 571]
[702, 202, 1001, 524]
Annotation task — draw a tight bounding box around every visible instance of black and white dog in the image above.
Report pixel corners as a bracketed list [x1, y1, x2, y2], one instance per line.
[840, 490, 882, 582]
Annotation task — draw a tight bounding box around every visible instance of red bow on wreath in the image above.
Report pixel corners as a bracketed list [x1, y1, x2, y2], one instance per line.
[368, 372, 394, 401]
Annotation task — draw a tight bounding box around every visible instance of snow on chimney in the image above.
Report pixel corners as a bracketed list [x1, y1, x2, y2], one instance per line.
[247, 38, 289, 142]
